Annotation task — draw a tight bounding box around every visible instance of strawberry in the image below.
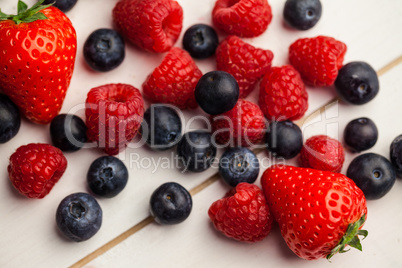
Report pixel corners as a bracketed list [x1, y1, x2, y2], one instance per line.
[261, 165, 368, 260]
[0, 0, 77, 124]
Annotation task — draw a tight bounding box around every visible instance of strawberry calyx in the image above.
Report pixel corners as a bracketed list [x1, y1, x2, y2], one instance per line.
[0, 0, 53, 25]
[326, 214, 368, 261]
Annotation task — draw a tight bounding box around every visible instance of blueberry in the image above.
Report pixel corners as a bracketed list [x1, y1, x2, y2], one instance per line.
[182, 24, 219, 59]
[43, 0, 78, 12]
[0, 94, 20, 143]
[56, 192, 102, 242]
[347, 153, 396, 200]
[177, 131, 217, 172]
[195, 71, 239, 115]
[50, 114, 87, 152]
[284, 0, 322, 30]
[150, 182, 192, 225]
[83, 29, 125, 72]
[335, 62, 379, 105]
[141, 105, 182, 151]
[266, 120, 303, 159]
[219, 147, 259, 187]
[87, 156, 128, 198]
[390, 135, 402, 177]
[344, 117, 378, 152]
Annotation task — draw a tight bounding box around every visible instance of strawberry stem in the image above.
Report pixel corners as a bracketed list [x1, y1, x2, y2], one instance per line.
[0, 0, 53, 25]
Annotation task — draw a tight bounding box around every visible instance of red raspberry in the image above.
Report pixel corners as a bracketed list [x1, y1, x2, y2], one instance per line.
[143, 47, 202, 109]
[216, 35, 274, 98]
[208, 183, 273, 242]
[300, 135, 345, 173]
[211, 99, 266, 147]
[212, 0, 272, 37]
[289, 36, 347, 86]
[8, 143, 68, 199]
[85, 83, 144, 155]
[259, 65, 308, 122]
[113, 0, 183, 53]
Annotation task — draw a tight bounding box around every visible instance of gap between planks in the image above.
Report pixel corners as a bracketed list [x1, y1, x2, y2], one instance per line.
[70, 54, 402, 268]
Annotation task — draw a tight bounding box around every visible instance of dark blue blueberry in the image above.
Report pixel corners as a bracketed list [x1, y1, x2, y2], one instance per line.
[219, 147, 259, 187]
[87, 156, 128, 198]
[83, 28, 125, 72]
[141, 105, 182, 151]
[335, 62, 379, 105]
[284, 0, 322, 30]
[50, 114, 87, 152]
[347, 153, 396, 200]
[43, 0, 78, 12]
[0, 94, 20, 143]
[390, 135, 402, 178]
[266, 120, 302, 159]
[182, 24, 219, 59]
[177, 131, 217, 172]
[56, 192, 102, 242]
[150, 182, 192, 225]
[195, 71, 239, 115]
[344, 117, 378, 152]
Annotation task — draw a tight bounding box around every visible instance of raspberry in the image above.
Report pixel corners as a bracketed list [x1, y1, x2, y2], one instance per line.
[289, 36, 347, 86]
[300, 135, 345, 173]
[208, 183, 273, 242]
[143, 47, 203, 109]
[8, 143, 68, 199]
[211, 99, 266, 147]
[85, 83, 144, 155]
[216, 35, 274, 98]
[212, 0, 272, 37]
[259, 65, 308, 121]
[113, 0, 183, 53]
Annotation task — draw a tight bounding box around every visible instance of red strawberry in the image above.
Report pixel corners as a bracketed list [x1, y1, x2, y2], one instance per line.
[113, 0, 183, 53]
[8, 143, 68, 199]
[261, 165, 368, 260]
[216, 35, 274, 98]
[0, 1, 77, 124]
[289, 36, 347, 87]
[208, 183, 273, 242]
[85, 83, 144, 155]
[259, 65, 308, 121]
[142, 47, 202, 109]
[212, 0, 272, 37]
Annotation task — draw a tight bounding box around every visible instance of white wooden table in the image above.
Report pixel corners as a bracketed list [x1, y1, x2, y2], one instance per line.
[1, 0, 402, 267]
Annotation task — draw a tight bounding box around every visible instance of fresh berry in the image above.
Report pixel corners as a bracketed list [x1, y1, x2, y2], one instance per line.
[261, 165, 368, 260]
[390, 135, 402, 177]
[85, 83, 144, 155]
[300, 135, 345, 173]
[335, 61, 379, 105]
[289, 36, 347, 87]
[150, 182, 192, 225]
[87, 156, 128, 198]
[182, 24, 219, 59]
[143, 47, 202, 110]
[211, 99, 266, 147]
[0, 94, 20, 143]
[259, 65, 308, 121]
[267, 120, 303, 159]
[219, 147, 259, 187]
[212, 0, 272, 37]
[347, 153, 396, 200]
[50, 114, 87, 152]
[8, 143, 68, 199]
[216, 35, 274, 98]
[195, 71, 239, 115]
[141, 105, 182, 151]
[0, 1, 77, 124]
[83, 28, 125, 72]
[56, 192, 102, 242]
[43, 0, 78, 12]
[344, 117, 378, 152]
[208, 183, 273, 242]
[284, 0, 322, 30]
[177, 131, 217, 172]
[113, 0, 183, 53]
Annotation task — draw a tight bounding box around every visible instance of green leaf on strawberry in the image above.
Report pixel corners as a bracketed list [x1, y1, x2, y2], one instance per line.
[0, 0, 53, 25]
